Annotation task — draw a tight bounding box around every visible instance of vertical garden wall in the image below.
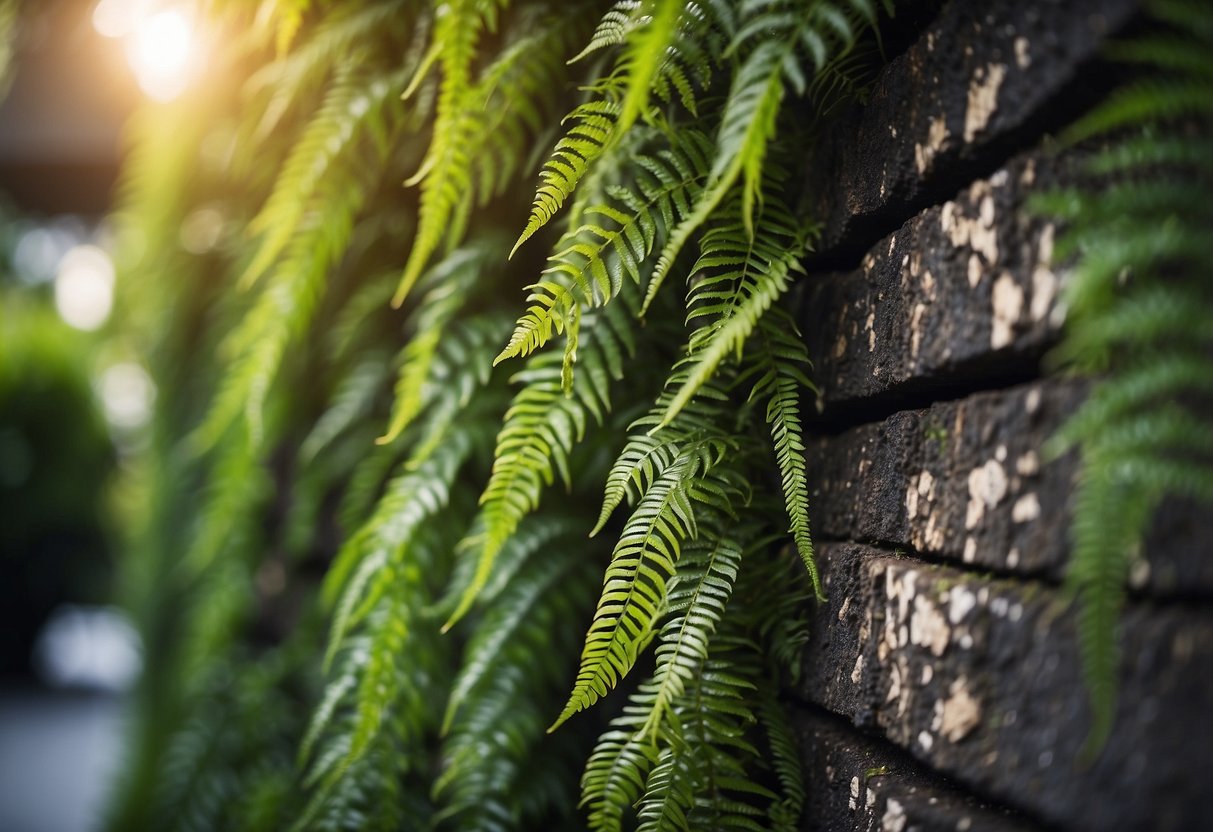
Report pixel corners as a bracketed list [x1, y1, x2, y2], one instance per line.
[103, 0, 1212, 830]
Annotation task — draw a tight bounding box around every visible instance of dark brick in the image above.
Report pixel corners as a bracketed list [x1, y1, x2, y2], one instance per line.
[796, 151, 1073, 419]
[794, 710, 1037, 831]
[803, 380, 1213, 596]
[803, 0, 1140, 261]
[797, 543, 1213, 831]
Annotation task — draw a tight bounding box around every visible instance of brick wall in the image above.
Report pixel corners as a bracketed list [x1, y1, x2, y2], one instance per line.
[788, 2, 1213, 829]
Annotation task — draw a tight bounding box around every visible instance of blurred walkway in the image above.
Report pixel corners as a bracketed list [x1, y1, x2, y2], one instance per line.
[0, 685, 126, 832]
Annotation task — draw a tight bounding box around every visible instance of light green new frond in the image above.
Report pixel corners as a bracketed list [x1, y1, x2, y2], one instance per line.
[615, 0, 685, 135]
[570, 0, 646, 63]
[446, 296, 637, 628]
[593, 434, 679, 535]
[243, 64, 406, 289]
[393, 0, 511, 307]
[513, 99, 622, 255]
[499, 131, 712, 378]
[379, 243, 505, 444]
[748, 308, 823, 598]
[552, 441, 732, 729]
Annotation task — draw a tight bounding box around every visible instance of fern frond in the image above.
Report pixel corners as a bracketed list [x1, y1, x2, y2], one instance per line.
[379, 243, 505, 443]
[446, 297, 638, 627]
[393, 0, 511, 307]
[513, 99, 622, 256]
[644, 0, 881, 309]
[552, 438, 737, 729]
[747, 308, 823, 597]
[656, 194, 808, 430]
[242, 64, 406, 289]
[498, 131, 713, 378]
[571, 0, 646, 63]
[636, 533, 743, 740]
[436, 547, 597, 826]
[1043, 0, 1213, 750]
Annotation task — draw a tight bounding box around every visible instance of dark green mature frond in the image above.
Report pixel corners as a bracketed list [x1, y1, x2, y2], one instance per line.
[435, 546, 597, 827]
[637, 532, 743, 740]
[746, 308, 823, 598]
[657, 189, 810, 430]
[1040, 0, 1213, 751]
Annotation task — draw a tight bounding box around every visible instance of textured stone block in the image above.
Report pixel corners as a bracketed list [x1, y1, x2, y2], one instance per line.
[797, 543, 1213, 831]
[803, 0, 1140, 261]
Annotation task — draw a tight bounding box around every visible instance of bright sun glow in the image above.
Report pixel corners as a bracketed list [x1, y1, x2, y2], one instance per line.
[54, 245, 115, 332]
[128, 9, 197, 101]
[94, 2, 202, 102]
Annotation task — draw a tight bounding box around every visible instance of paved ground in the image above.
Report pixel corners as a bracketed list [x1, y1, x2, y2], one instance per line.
[0, 685, 127, 832]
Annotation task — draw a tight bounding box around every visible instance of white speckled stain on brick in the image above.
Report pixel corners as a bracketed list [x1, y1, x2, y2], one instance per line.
[949, 585, 978, 624]
[991, 271, 1024, 349]
[935, 677, 982, 742]
[1014, 36, 1031, 69]
[964, 63, 1007, 141]
[882, 797, 907, 832]
[966, 458, 1009, 529]
[915, 114, 951, 174]
[1012, 492, 1041, 523]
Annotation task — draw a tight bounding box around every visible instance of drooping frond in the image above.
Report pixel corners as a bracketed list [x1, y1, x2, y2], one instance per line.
[242, 64, 407, 290]
[512, 1, 726, 253]
[512, 99, 622, 256]
[657, 187, 810, 430]
[497, 131, 713, 382]
[644, 0, 886, 310]
[435, 546, 598, 827]
[446, 296, 638, 627]
[746, 307, 823, 597]
[379, 243, 506, 444]
[553, 380, 742, 728]
[1038, 0, 1213, 750]
[636, 532, 743, 740]
[392, 0, 500, 306]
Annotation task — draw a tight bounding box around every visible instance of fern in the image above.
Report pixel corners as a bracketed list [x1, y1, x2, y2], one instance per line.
[496, 130, 713, 381]
[643, 0, 886, 310]
[107, 0, 909, 828]
[1040, 0, 1213, 751]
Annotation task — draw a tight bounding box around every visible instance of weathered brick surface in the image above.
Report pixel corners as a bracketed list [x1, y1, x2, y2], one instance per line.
[802, 380, 1213, 596]
[795, 712, 1036, 832]
[796, 151, 1072, 418]
[797, 543, 1213, 832]
[804, 0, 1140, 261]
